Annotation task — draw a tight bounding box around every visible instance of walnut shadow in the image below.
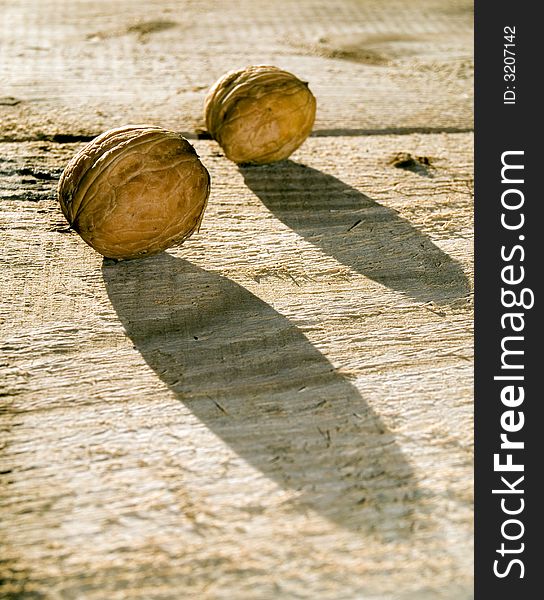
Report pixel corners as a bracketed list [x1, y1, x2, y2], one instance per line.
[103, 253, 419, 537]
[240, 161, 470, 305]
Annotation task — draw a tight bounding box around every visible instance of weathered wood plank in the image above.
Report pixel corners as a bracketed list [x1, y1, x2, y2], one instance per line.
[1, 133, 472, 599]
[1, 0, 473, 140]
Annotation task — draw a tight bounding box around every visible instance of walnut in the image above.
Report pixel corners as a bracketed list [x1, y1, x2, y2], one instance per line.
[58, 125, 210, 260]
[204, 65, 316, 164]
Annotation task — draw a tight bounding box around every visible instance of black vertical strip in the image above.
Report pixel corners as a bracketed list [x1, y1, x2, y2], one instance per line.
[475, 1, 541, 597]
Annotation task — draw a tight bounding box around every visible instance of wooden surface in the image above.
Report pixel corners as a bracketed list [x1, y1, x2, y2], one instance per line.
[0, 0, 473, 139]
[1, 2, 473, 599]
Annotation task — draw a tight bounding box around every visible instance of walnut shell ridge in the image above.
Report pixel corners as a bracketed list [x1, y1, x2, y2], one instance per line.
[204, 65, 316, 164]
[58, 125, 210, 260]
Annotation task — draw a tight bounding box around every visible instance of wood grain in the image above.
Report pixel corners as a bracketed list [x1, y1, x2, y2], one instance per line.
[1, 133, 473, 599]
[1, 0, 473, 140]
[1, 1, 473, 597]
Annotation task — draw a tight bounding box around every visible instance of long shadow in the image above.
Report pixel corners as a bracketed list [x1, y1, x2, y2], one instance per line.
[240, 161, 470, 305]
[103, 253, 419, 536]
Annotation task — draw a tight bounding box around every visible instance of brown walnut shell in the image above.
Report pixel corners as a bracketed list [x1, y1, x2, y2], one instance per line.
[58, 125, 210, 260]
[204, 65, 316, 164]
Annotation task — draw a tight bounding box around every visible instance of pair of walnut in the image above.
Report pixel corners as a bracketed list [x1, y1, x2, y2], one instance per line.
[58, 65, 317, 260]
